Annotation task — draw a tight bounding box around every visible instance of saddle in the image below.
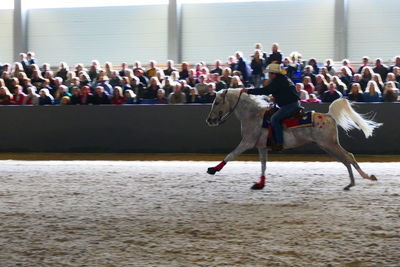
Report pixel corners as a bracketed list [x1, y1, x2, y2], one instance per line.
[262, 106, 313, 150]
[262, 106, 306, 128]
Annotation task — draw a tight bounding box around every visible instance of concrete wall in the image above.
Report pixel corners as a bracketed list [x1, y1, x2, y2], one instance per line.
[27, 5, 168, 65]
[181, 0, 335, 63]
[0, 103, 398, 154]
[0, 9, 13, 64]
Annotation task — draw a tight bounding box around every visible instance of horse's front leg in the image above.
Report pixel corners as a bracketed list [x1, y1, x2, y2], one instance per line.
[251, 147, 267, 190]
[207, 139, 254, 175]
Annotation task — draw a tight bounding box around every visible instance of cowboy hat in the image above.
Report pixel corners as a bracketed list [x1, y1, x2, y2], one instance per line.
[264, 63, 287, 75]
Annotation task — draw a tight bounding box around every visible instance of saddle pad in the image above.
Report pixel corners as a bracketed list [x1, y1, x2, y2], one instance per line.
[262, 111, 314, 129]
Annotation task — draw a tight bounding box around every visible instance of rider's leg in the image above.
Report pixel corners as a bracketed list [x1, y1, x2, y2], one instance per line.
[271, 102, 301, 145]
[271, 111, 284, 145]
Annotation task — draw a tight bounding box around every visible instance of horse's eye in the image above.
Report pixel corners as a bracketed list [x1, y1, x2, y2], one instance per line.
[214, 102, 219, 106]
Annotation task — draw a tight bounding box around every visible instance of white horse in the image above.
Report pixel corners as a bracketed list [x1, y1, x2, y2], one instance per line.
[206, 89, 382, 190]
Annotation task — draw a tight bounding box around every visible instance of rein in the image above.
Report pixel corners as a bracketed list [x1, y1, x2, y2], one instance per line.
[218, 90, 243, 125]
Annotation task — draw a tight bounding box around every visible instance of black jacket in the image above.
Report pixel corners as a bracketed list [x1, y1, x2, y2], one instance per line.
[266, 52, 283, 66]
[92, 92, 111, 105]
[250, 58, 265, 75]
[248, 74, 299, 107]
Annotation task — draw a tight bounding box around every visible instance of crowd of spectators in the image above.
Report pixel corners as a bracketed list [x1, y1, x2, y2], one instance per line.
[0, 44, 399, 106]
[290, 55, 400, 103]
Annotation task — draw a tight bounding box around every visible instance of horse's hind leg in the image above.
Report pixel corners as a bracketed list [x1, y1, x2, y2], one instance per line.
[342, 152, 377, 181]
[251, 147, 267, 190]
[320, 142, 377, 190]
[319, 143, 358, 190]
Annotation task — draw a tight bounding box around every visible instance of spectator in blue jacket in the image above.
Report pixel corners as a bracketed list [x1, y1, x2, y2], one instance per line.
[97, 76, 113, 96]
[20, 53, 29, 75]
[363, 80, 382, 102]
[27, 52, 38, 65]
[234, 51, 252, 86]
[282, 57, 299, 82]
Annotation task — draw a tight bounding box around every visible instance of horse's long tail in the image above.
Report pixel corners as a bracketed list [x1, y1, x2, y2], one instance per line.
[328, 98, 382, 138]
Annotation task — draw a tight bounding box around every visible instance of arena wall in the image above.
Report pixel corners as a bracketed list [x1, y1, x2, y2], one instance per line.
[0, 103, 398, 154]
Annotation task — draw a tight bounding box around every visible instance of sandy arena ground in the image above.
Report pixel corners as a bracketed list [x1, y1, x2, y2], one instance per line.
[0, 160, 399, 266]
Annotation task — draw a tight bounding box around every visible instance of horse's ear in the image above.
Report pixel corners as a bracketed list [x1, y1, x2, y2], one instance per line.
[221, 89, 228, 104]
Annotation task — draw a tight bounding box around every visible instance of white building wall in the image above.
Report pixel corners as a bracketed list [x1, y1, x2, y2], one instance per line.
[181, 0, 335, 63]
[27, 5, 168, 66]
[348, 0, 400, 62]
[0, 9, 14, 64]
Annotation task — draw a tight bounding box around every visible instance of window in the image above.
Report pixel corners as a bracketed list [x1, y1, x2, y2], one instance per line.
[24, 0, 168, 9]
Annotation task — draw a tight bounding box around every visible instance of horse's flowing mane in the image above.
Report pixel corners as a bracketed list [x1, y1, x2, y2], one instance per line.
[223, 88, 269, 110]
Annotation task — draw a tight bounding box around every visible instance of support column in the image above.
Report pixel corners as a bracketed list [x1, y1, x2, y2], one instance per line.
[13, 0, 28, 62]
[334, 0, 348, 61]
[167, 0, 182, 62]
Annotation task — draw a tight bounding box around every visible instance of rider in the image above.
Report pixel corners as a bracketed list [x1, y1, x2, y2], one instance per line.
[242, 63, 301, 151]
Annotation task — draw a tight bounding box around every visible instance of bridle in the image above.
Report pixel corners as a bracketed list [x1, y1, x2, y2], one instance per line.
[217, 90, 243, 125]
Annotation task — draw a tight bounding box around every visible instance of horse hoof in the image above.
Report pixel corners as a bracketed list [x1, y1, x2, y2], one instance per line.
[251, 183, 265, 190]
[370, 175, 377, 181]
[207, 167, 217, 175]
[343, 184, 354, 191]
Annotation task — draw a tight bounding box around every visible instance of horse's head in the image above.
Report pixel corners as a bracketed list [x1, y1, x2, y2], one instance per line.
[206, 90, 232, 126]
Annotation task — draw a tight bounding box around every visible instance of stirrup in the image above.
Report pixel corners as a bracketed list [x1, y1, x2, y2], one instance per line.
[272, 144, 284, 152]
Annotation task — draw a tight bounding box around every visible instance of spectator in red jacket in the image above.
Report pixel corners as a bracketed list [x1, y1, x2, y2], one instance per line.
[302, 76, 315, 94]
[111, 86, 126, 105]
[80, 85, 93, 105]
[10, 85, 26, 105]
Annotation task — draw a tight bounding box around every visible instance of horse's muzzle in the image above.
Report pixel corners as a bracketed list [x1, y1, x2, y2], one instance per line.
[206, 117, 220, 126]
